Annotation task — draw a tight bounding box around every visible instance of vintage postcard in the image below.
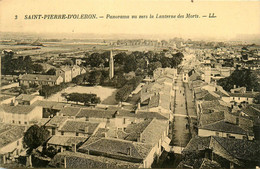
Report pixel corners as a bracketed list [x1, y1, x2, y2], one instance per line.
[0, 0, 260, 168]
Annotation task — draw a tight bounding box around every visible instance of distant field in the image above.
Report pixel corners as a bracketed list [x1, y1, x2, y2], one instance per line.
[0, 40, 166, 57]
[45, 85, 117, 104]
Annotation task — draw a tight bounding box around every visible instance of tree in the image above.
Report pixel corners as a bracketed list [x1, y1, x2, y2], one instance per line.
[87, 53, 104, 67]
[64, 93, 101, 105]
[148, 61, 162, 75]
[123, 54, 137, 73]
[72, 74, 85, 85]
[217, 69, 260, 92]
[160, 57, 171, 68]
[23, 125, 50, 149]
[45, 68, 57, 75]
[114, 52, 127, 65]
[32, 64, 44, 73]
[88, 71, 103, 85]
[254, 94, 260, 104]
[115, 85, 133, 102]
[23, 56, 33, 73]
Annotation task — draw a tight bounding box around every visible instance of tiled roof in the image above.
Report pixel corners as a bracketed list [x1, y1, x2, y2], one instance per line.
[140, 119, 168, 145]
[241, 104, 260, 118]
[20, 74, 61, 82]
[32, 100, 69, 110]
[200, 111, 225, 126]
[189, 72, 201, 81]
[75, 107, 168, 120]
[201, 100, 229, 113]
[59, 120, 99, 134]
[199, 120, 248, 135]
[124, 119, 152, 141]
[79, 138, 153, 161]
[118, 110, 169, 120]
[16, 94, 38, 102]
[49, 151, 142, 168]
[178, 158, 221, 169]
[76, 108, 115, 119]
[0, 95, 14, 102]
[0, 123, 26, 148]
[47, 135, 88, 147]
[148, 95, 159, 108]
[195, 158, 221, 169]
[59, 66, 72, 72]
[213, 136, 260, 162]
[59, 107, 81, 116]
[183, 136, 211, 152]
[45, 116, 68, 128]
[183, 136, 260, 166]
[228, 92, 258, 98]
[192, 80, 208, 88]
[1, 104, 36, 114]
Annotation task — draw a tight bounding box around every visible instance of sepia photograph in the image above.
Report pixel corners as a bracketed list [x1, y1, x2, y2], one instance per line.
[0, 0, 260, 168]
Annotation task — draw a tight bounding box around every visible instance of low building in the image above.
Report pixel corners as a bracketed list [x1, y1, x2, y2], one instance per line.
[58, 120, 101, 137]
[47, 135, 88, 152]
[49, 151, 142, 168]
[16, 94, 43, 105]
[79, 138, 155, 168]
[0, 95, 15, 105]
[181, 136, 260, 168]
[19, 74, 63, 86]
[0, 104, 42, 125]
[56, 67, 72, 83]
[198, 120, 254, 140]
[0, 123, 26, 164]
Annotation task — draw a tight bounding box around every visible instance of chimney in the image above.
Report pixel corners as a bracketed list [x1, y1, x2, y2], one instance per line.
[26, 155, 32, 167]
[234, 85, 236, 89]
[84, 127, 89, 133]
[72, 143, 76, 152]
[10, 100, 18, 106]
[127, 147, 131, 156]
[64, 157, 67, 168]
[2, 155, 6, 164]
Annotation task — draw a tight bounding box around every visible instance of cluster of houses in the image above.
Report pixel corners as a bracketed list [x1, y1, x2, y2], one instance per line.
[19, 65, 86, 86]
[0, 68, 179, 168]
[179, 61, 260, 168]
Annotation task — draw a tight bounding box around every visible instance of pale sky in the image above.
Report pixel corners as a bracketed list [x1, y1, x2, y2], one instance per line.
[0, 0, 260, 39]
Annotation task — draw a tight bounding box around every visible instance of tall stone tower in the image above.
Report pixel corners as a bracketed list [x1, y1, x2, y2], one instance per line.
[109, 50, 114, 79]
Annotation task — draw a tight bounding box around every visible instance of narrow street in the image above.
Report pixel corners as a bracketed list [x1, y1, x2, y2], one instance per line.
[184, 83, 198, 137]
[172, 73, 191, 147]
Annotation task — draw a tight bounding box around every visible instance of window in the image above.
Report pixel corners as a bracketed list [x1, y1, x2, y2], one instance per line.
[19, 121, 21, 124]
[76, 132, 79, 136]
[52, 128, 55, 135]
[226, 133, 230, 138]
[216, 132, 219, 136]
[243, 136, 248, 140]
[238, 97, 240, 100]
[17, 141, 19, 146]
[12, 120, 15, 123]
[24, 122, 27, 125]
[61, 131, 64, 135]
